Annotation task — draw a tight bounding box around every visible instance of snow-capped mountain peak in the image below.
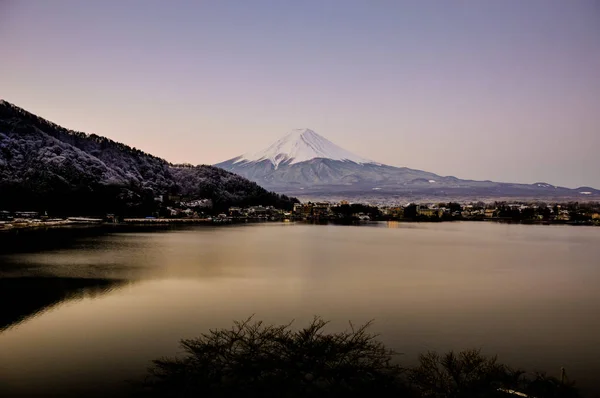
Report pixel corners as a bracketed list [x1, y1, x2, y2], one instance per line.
[215, 128, 600, 200]
[235, 128, 374, 168]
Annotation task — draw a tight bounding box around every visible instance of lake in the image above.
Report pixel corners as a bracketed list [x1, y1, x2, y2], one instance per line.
[0, 222, 599, 397]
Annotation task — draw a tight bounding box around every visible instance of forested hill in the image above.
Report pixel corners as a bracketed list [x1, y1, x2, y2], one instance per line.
[0, 100, 297, 216]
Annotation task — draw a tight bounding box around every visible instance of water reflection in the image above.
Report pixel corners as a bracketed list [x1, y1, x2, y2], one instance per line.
[0, 224, 184, 255]
[0, 277, 128, 332]
[0, 223, 599, 397]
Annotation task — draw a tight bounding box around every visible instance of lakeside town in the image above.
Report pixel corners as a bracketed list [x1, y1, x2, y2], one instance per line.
[2, 199, 600, 230]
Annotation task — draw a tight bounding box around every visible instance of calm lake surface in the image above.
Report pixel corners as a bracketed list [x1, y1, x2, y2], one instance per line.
[1, 222, 599, 397]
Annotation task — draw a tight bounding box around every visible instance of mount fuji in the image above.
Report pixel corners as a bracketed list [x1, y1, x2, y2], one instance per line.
[215, 129, 599, 202]
[234, 128, 376, 168]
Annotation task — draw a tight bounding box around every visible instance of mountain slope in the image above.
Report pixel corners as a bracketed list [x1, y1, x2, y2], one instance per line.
[216, 129, 600, 201]
[0, 100, 297, 215]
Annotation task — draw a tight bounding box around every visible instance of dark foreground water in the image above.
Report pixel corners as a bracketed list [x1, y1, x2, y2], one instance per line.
[0, 222, 599, 397]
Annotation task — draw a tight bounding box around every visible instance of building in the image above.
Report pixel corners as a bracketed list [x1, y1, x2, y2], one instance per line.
[417, 206, 442, 218]
[167, 194, 182, 203]
[484, 209, 496, 218]
[0, 211, 13, 221]
[14, 211, 39, 219]
[387, 207, 404, 218]
[229, 207, 243, 217]
[182, 199, 213, 209]
[248, 206, 267, 217]
[312, 202, 331, 218]
[355, 213, 370, 221]
[293, 203, 313, 218]
[556, 210, 570, 221]
[165, 207, 180, 217]
[181, 209, 195, 217]
[265, 206, 283, 217]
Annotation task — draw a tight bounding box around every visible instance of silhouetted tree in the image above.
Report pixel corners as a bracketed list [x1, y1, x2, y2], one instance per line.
[140, 319, 582, 398]
[409, 349, 522, 398]
[142, 317, 406, 398]
[404, 204, 418, 219]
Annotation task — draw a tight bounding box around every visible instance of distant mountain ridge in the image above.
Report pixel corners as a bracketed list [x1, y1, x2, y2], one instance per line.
[0, 100, 297, 216]
[216, 128, 600, 201]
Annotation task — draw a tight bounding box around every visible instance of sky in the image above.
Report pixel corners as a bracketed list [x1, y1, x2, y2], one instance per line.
[1, 0, 599, 188]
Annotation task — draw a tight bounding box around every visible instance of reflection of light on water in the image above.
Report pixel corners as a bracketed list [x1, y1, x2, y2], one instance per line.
[387, 221, 400, 229]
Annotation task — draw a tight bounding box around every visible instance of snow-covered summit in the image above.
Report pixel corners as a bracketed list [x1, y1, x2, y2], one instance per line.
[235, 128, 375, 168]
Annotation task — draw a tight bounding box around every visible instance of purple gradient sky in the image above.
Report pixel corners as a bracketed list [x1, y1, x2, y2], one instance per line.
[1, 1, 599, 188]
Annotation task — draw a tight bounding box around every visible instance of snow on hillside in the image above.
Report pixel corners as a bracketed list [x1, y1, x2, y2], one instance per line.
[235, 128, 376, 168]
[0, 100, 298, 214]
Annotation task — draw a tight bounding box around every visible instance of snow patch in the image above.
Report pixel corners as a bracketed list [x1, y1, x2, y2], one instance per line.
[580, 191, 592, 195]
[428, 180, 436, 183]
[372, 187, 382, 190]
[234, 128, 375, 168]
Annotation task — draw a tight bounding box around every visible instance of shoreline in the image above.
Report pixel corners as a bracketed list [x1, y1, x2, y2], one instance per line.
[1, 217, 597, 233]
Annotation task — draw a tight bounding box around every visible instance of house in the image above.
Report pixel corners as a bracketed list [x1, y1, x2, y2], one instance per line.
[293, 203, 303, 213]
[556, 210, 570, 221]
[167, 194, 182, 203]
[0, 211, 13, 221]
[355, 213, 370, 221]
[14, 211, 39, 219]
[312, 202, 331, 218]
[229, 207, 243, 217]
[181, 209, 195, 217]
[166, 207, 180, 217]
[293, 203, 313, 217]
[484, 209, 496, 218]
[182, 199, 213, 208]
[248, 206, 267, 216]
[417, 206, 442, 218]
[386, 207, 404, 218]
[266, 206, 283, 217]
